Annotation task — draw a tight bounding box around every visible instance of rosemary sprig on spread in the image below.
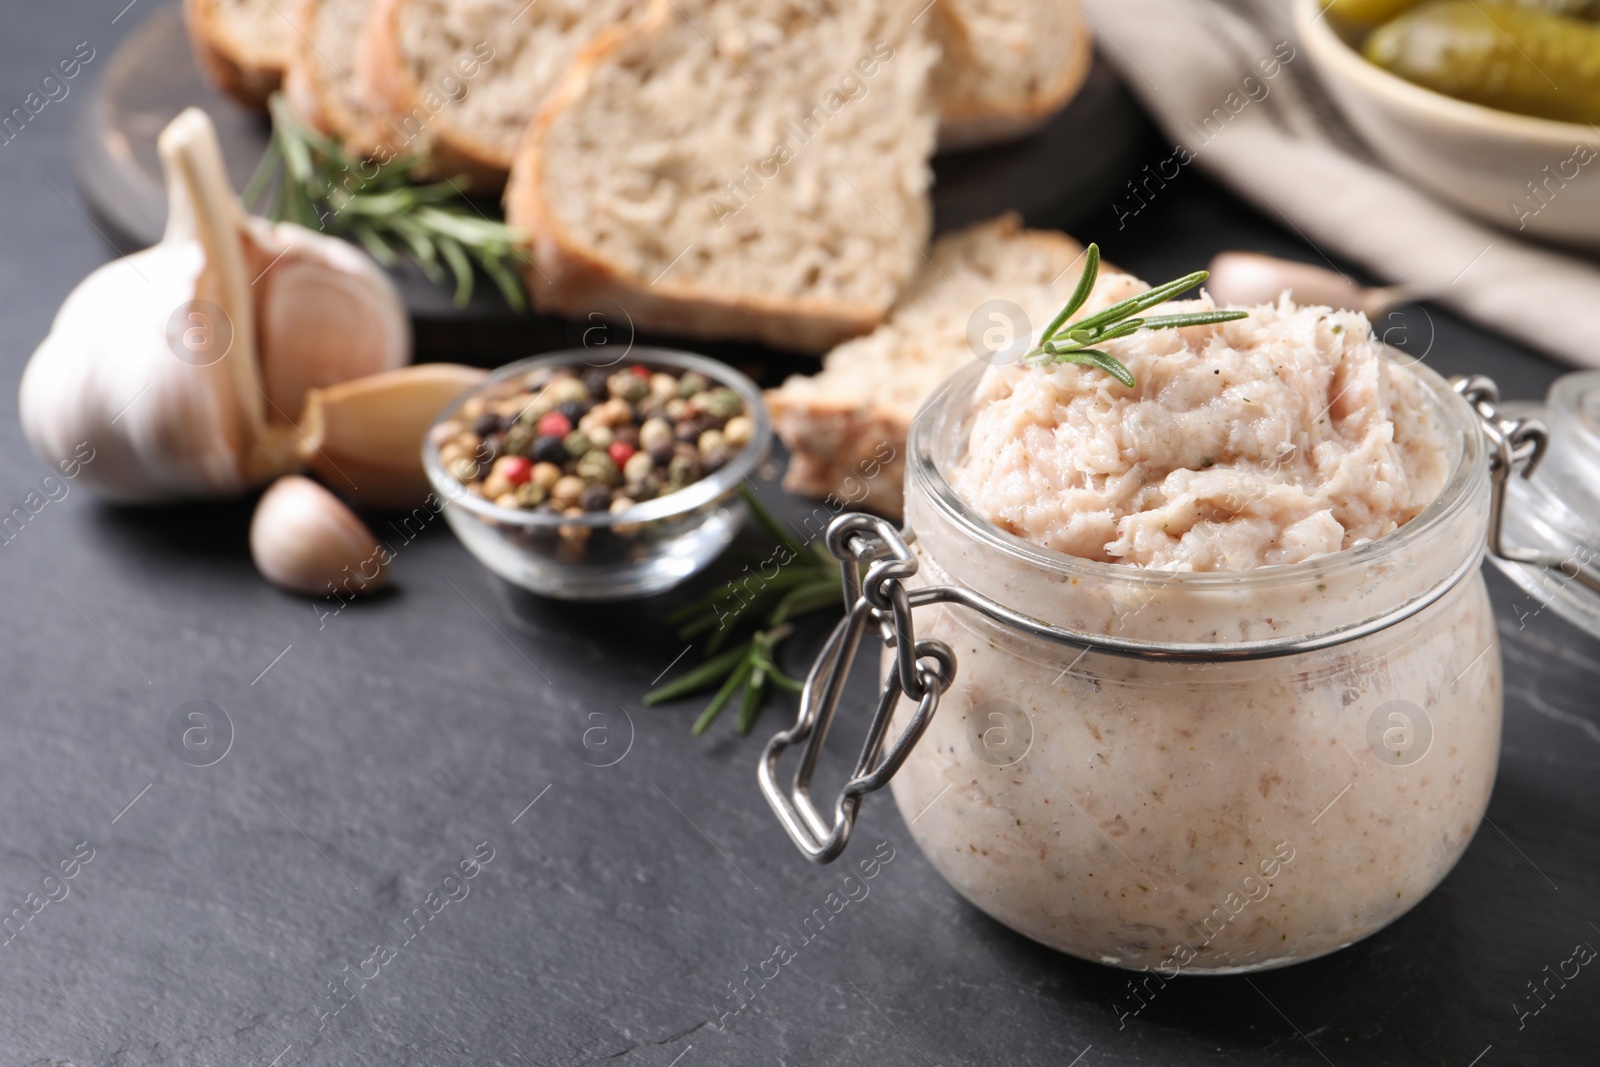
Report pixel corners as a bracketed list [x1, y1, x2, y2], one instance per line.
[1024, 243, 1248, 387]
[243, 94, 528, 310]
[645, 487, 839, 735]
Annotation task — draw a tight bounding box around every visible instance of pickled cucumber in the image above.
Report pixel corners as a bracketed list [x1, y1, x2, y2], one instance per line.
[1365, 2, 1600, 124]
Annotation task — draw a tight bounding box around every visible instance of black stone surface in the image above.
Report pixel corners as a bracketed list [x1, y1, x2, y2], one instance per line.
[2, 4, 1597, 1067]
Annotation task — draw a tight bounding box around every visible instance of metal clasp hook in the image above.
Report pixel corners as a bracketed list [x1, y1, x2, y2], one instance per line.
[759, 515, 954, 863]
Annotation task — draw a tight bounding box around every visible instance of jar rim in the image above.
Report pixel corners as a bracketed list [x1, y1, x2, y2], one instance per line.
[907, 351, 1487, 594]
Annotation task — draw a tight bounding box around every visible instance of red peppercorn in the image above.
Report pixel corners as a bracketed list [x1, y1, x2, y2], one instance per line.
[629, 364, 651, 378]
[501, 456, 533, 486]
[607, 441, 636, 467]
[537, 411, 573, 438]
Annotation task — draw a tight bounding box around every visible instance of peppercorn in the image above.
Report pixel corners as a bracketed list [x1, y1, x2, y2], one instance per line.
[650, 372, 679, 400]
[557, 508, 591, 550]
[563, 429, 594, 458]
[608, 441, 637, 468]
[515, 481, 547, 508]
[503, 423, 535, 456]
[622, 450, 653, 483]
[545, 376, 588, 406]
[537, 411, 572, 438]
[698, 429, 730, 470]
[608, 371, 650, 403]
[723, 414, 754, 448]
[664, 398, 689, 421]
[613, 424, 639, 447]
[448, 456, 480, 483]
[699, 386, 743, 419]
[610, 496, 642, 538]
[582, 367, 611, 398]
[667, 453, 702, 489]
[494, 455, 533, 486]
[674, 419, 700, 443]
[472, 411, 503, 436]
[531, 435, 567, 465]
[478, 433, 503, 465]
[588, 425, 615, 450]
[551, 475, 586, 510]
[678, 370, 710, 398]
[531, 462, 562, 490]
[556, 399, 587, 424]
[579, 483, 613, 511]
[639, 417, 673, 453]
[576, 449, 621, 487]
[626, 472, 661, 501]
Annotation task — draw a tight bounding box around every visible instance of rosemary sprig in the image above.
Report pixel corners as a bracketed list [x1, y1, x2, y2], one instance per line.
[644, 487, 839, 736]
[1023, 243, 1249, 387]
[243, 94, 528, 310]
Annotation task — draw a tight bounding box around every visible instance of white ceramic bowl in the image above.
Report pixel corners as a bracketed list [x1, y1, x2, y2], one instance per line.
[1295, 0, 1600, 247]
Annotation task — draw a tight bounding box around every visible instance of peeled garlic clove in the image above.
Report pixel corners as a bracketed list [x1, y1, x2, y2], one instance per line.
[1205, 252, 1419, 319]
[246, 220, 410, 424]
[251, 475, 388, 597]
[298, 363, 488, 509]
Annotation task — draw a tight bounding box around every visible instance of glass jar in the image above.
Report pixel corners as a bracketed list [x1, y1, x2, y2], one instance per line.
[761, 359, 1541, 975]
[1492, 371, 1600, 638]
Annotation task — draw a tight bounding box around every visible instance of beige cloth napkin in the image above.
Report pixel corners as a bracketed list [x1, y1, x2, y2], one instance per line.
[1078, 0, 1600, 368]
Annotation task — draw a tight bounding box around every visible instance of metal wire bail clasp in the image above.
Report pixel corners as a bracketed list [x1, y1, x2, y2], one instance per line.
[1453, 375, 1600, 598]
[759, 514, 955, 864]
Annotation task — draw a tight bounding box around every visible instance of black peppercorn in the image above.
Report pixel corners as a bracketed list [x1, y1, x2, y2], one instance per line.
[581, 367, 611, 398]
[531, 434, 567, 464]
[613, 424, 640, 447]
[472, 411, 503, 436]
[557, 399, 588, 423]
[579, 484, 613, 511]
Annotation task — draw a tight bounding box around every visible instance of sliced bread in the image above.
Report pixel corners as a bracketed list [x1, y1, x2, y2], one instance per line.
[767, 215, 1145, 517]
[284, 0, 380, 146]
[185, 0, 295, 107]
[360, 0, 639, 189]
[505, 0, 940, 353]
[933, 0, 1094, 150]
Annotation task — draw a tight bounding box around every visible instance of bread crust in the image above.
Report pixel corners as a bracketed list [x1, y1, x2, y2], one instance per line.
[505, 0, 924, 354]
[934, 1, 1094, 151]
[358, 0, 515, 191]
[185, 0, 287, 108]
[767, 215, 1088, 517]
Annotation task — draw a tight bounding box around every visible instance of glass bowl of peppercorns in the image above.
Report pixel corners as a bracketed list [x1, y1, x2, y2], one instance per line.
[423, 348, 771, 599]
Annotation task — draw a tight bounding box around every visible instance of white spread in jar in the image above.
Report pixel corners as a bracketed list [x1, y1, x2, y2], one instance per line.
[952, 292, 1449, 570]
[883, 283, 1500, 973]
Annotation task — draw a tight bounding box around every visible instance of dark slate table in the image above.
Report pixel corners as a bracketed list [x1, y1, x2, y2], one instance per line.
[2, 4, 1595, 1066]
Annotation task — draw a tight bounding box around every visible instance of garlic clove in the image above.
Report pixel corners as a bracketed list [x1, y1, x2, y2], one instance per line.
[1204, 252, 1422, 320]
[297, 363, 488, 509]
[245, 219, 410, 424]
[250, 475, 388, 597]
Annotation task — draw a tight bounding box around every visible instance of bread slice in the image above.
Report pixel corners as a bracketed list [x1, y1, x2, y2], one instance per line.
[506, 0, 939, 353]
[768, 215, 1146, 517]
[933, 0, 1093, 150]
[185, 0, 295, 107]
[359, 0, 640, 190]
[284, 0, 380, 146]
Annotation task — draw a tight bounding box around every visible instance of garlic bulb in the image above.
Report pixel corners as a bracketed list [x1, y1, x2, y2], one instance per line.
[251, 475, 387, 596]
[19, 107, 409, 502]
[1205, 252, 1424, 319]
